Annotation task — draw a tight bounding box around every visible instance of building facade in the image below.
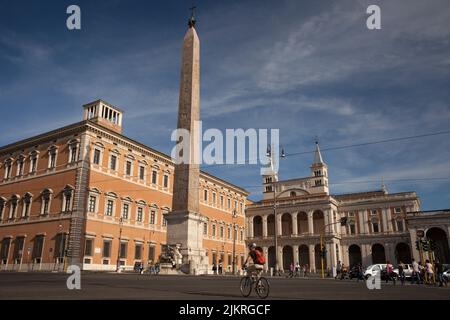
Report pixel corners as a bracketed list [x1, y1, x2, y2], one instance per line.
[246, 143, 450, 273]
[0, 100, 248, 272]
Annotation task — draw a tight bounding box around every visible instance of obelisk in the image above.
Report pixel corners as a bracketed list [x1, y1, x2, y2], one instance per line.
[165, 9, 207, 274]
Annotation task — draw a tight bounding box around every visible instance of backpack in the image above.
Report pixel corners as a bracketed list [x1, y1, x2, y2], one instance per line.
[254, 249, 266, 264]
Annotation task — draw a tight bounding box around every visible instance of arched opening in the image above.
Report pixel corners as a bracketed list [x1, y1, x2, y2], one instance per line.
[313, 210, 324, 234]
[348, 244, 362, 268]
[371, 243, 386, 264]
[298, 245, 309, 266]
[426, 227, 450, 263]
[267, 214, 275, 236]
[297, 212, 308, 234]
[290, 191, 296, 197]
[268, 246, 276, 269]
[314, 244, 326, 271]
[281, 213, 292, 236]
[253, 216, 263, 237]
[282, 246, 293, 271]
[395, 242, 411, 264]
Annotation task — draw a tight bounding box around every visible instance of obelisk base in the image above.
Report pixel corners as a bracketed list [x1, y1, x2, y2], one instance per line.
[165, 210, 209, 275]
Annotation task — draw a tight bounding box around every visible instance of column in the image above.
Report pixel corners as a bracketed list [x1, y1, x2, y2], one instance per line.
[409, 228, 420, 262]
[362, 244, 371, 267]
[386, 208, 393, 232]
[329, 241, 337, 277]
[358, 210, 368, 234]
[248, 218, 254, 238]
[292, 213, 298, 235]
[341, 244, 349, 266]
[277, 246, 283, 271]
[382, 208, 388, 233]
[294, 246, 299, 264]
[308, 211, 314, 234]
[326, 242, 332, 273]
[277, 214, 282, 237]
[308, 244, 315, 273]
[262, 215, 268, 238]
[263, 246, 269, 272]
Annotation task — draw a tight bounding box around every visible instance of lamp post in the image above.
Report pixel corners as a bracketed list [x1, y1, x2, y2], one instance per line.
[320, 216, 349, 278]
[232, 209, 237, 275]
[58, 223, 63, 271]
[116, 217, 124, 272]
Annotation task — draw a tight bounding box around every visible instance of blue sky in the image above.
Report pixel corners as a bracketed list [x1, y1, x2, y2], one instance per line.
[1, 0, 449, 209]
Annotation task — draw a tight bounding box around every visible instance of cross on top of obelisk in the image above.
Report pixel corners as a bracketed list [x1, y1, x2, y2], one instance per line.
[188, 6, 196, 28]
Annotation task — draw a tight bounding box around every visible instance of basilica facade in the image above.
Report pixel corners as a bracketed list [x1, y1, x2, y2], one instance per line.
[245, 143, 450, 273]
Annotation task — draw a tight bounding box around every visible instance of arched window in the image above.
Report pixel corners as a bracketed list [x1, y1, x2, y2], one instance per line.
[68, 140, 80, 164]
[9, 195, 20, 219]
[0, 197, 6, 221]
[16, 155, 26, 176]
[47, 146, 58, 169]
[3, 158, 13, 179]
[41, 189, 53, 215]
[62, 185, 74, 212]
[22, 192, 33, 218]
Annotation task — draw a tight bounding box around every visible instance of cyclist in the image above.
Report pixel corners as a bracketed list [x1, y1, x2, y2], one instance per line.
[243, 243, 265, 277]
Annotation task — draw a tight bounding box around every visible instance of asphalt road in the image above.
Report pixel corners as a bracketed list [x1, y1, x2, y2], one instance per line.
[0, 272, 449, 300]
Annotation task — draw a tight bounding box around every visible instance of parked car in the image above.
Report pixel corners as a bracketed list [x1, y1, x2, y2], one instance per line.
[393, 264, 414, 278]
[363, 264, 387, 279]
[443, 269, 450, 281]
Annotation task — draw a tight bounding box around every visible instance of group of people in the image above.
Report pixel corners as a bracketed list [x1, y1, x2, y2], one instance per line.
[287, 262, 310, 277]
[212, 260, 224, 275]
[409, 258, 447, 287]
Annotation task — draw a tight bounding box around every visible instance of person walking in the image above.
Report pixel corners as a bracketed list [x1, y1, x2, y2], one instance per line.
[289, 262, 295, 278]
[435, 259, 446, 287]
[212, 262, 217, 275]
[425, 259, 434, 285]
[304, 264, 309, 277]
[412, 259, 421, 284]
[218, 260, 223, 275]
[356, 263, 364, 282]
[386, 261, 396, 285]
[398, 261, 405, 285]
[335, 261, 342, 280]
[295, 262, 300, 277]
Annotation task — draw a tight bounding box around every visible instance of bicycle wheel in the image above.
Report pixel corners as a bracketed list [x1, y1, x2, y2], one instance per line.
[240, 277, 252, 297]
[255, 277, 270, 299]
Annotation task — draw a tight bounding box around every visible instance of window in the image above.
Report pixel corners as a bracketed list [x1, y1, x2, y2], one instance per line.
[125, 161, 132, 176]
[4, 160, 12, 179]
[63, 187, 73, 212]
[212, 193, 216, 206]
[85, 239, 93, 256]
[119, 242, 127, 259]
[148, 246, 155, 262]
[17, 157, 25, 176]
[88, 196, 97, 212]
[42, 192, 51, 215]
[220, 226, 224, 238]
[106, 199, 114, 216]
[30, 153, 38, 173]
[372, 221, 379, 233]
[122, 203, 129, 219]
[32, 235, 44, 260]
[212, 225, 216, 237]
[54, 233, 67, 259]
[220, 195, 224, 208]
[93, 149, 101, 165]
[135, 244, 142, 260]
[9, 196, 18, 219]
[150, 210, 156, 224]
[349, 224, 356, 235]
[240, 230, 244, 241]
[227, 227, 231, 239]
[394, 207, 402, 214]
[22, 193, 32, 218]
[234, 200, 238, 210]
[162, 217, 167, 227]
[1, 238, 10, 263]
[227, 198, 231, 209]
[315, 179, 322, 186]
[204, 190, 208, 202]
[139, 166, 145, 180]
[314, 170, 321, 177]
[0, 199, 5, 221]
[203, 223, 208, 235]
[48, 147, 57, 169]
[396, 220, 404, 232]
[103, 241, 111, 258]
[151, 170, 157, 184]
[110, 155, 117, 171]
[13, 237, 25, 262]
[163, 175, 169, 188]
[228, 254, 232, 266]
[371, 210, 378, 216]
[137, 207, 143, 222]
[290, 191, 297, 197]
[69, 144, 78, 163]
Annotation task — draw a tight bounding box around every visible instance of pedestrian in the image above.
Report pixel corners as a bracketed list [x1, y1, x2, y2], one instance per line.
[356, 263, 364, 282]
[304, 264, 309, 277]
[412, 258, 421, 284]
[425, 259, 434, 285]
[386, 261, 396, 285]
[335, 261, 342, 280]
[218, 260, 223, 275]
[398, 261, 405, 285]
[295, 262, 300, 277]
[289, 262, 295, 278]
[212, 262, 217, 275]
[434, 259, 446, 287]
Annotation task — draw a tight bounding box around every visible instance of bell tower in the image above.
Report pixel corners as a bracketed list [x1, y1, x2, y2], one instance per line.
[310, 141, 329, 194]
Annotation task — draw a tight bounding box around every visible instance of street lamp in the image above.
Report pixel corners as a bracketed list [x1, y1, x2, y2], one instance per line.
[269, 146, 285, 275]
[116, 217, 124, 272]
[232, 209, 237, 275]
[58, 223, 63, 270]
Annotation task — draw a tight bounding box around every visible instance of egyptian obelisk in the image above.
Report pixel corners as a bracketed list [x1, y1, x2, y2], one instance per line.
[165, 9, 207, 274]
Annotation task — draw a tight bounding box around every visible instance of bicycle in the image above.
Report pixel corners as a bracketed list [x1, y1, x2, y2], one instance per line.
[240, 268, 270, 299]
